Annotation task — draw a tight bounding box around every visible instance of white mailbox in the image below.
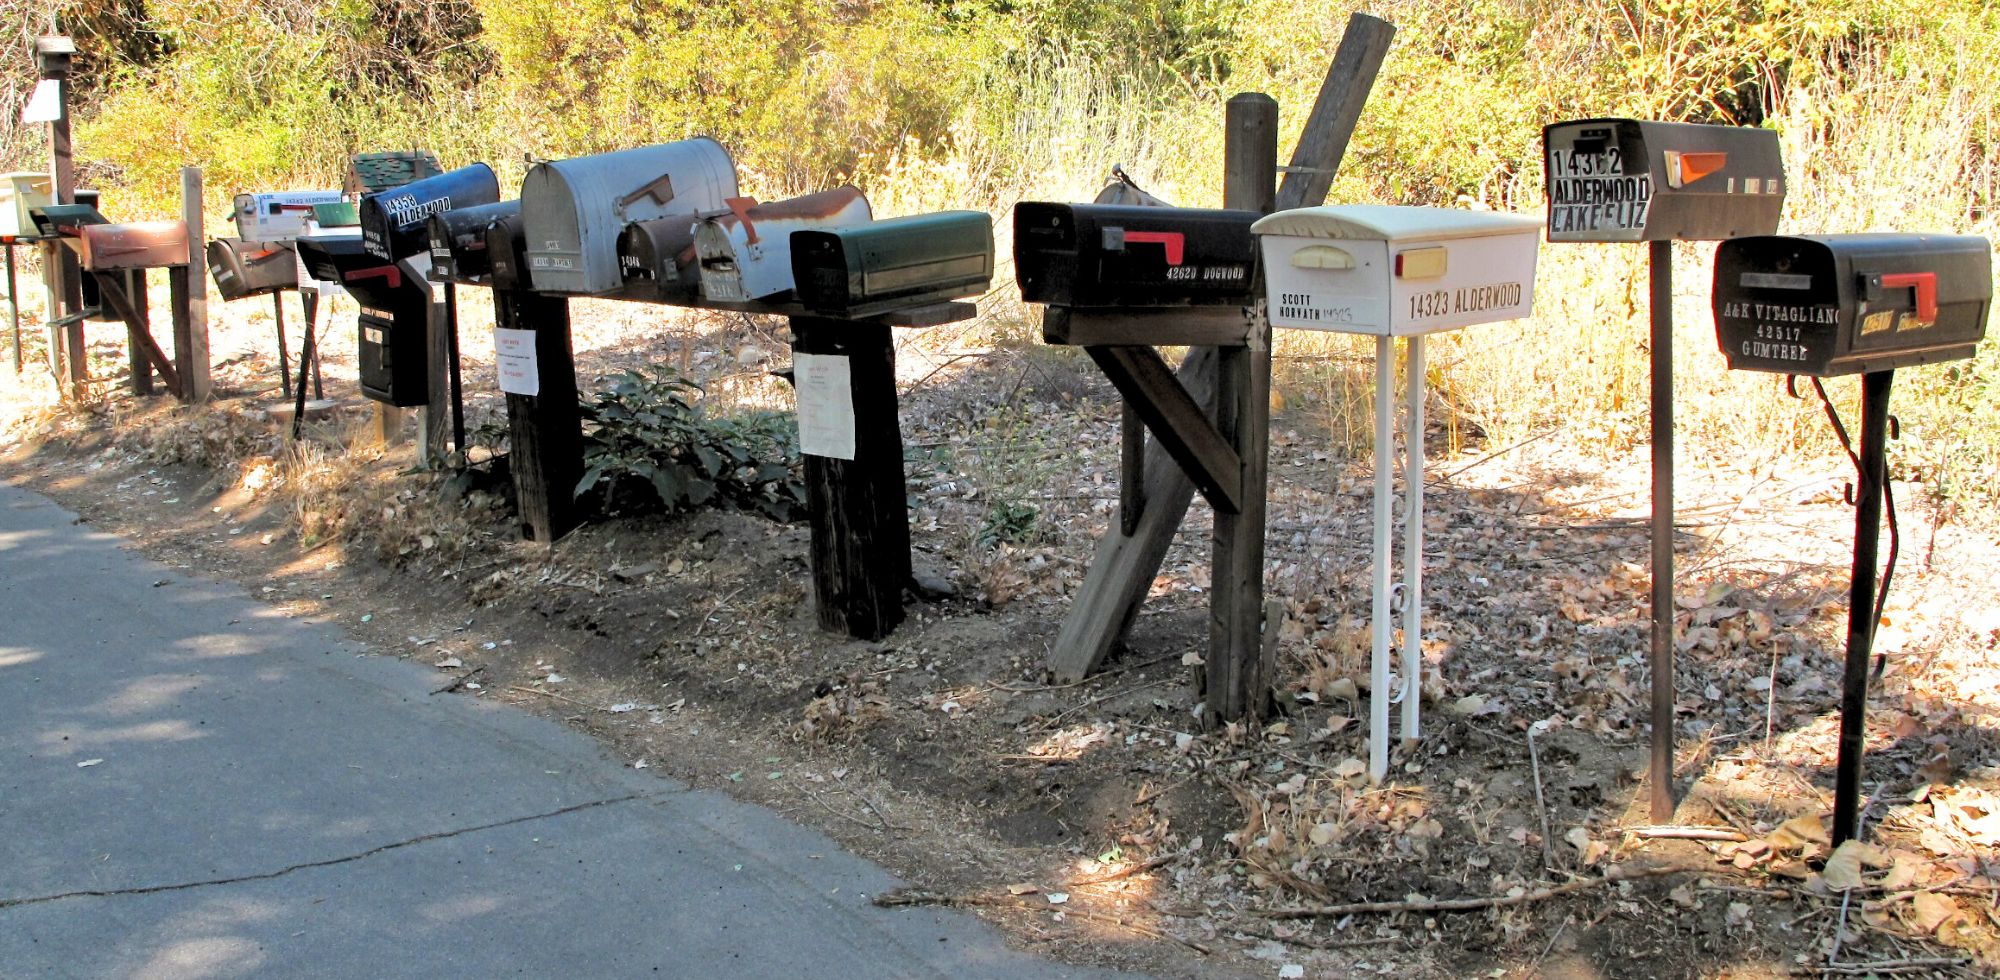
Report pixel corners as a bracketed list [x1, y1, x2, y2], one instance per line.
[692, 187, 872, 303]
[1252, 205, 1541, 335]
[1, 172, 54, 240]
[233, 190, 344, 242]
[520, 138, 738, 296]
[1252, 204, 1543, 783]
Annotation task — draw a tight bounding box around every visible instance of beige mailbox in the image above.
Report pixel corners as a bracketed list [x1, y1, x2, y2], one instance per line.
[1, 173, 54, 241]
[1253, 205, 1543, 782]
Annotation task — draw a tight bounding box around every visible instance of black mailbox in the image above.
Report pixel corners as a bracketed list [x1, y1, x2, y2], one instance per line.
[485, 212, 530, 291]
[618, 215, 701, 301]
[206, 238, 297, 300]
[1013, 203, 1258, 307]
[1713, 233, 1992, 376]
[294, 234, 432, 406]
[359, 163, 501, 261]
[1543, 118, 1784, 242]
[426, 199, 520, 286]
[788, 210, 994, 319]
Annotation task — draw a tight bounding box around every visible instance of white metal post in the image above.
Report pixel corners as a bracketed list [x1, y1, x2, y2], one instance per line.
[1401, 335, 1426, 743]
[1370, 334, 1394, 782]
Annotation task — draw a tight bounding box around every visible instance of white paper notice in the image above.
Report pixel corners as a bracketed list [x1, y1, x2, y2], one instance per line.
[792, 352, 856, 460]
[494, 328, 539, 396]
[21, 80, 59, 124]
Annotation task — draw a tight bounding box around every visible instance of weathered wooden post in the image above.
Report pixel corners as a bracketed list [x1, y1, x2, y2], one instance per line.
[124, 269, 153, 395]
[486, 212, 583, 543]
[31, 35, 83, 399]
[168, 166, 211, 402]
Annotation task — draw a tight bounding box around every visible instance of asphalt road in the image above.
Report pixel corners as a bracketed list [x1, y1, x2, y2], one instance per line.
[0, 479, 1135, 979]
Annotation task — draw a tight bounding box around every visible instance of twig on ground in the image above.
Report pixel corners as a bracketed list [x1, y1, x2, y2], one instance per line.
[803, 787, 887, 831]
[1262, 865, 1683, 919]
[844, 788, 911, 831]
[1040, 677, 1170, 729]
[1625, 825, 1749, 842]
[1230, 923, 1401, 951]
[870, 889, 1209, 954]
[505, 684, 606, 711]
[1528, 724, 1558, 873]
[1069, 849, 1185, 887]
[1811, 957, 1970, 976]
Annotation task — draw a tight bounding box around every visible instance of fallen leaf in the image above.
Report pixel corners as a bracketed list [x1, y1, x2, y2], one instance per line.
[1007, 883, 1039, 896]
[1309, 822, 1338, 846]
[1821, 841, 1867, 891]
[1910, 892, 1959, 933]
[1333, 758, 1367, 779]
[1450, 694, 1488, 716]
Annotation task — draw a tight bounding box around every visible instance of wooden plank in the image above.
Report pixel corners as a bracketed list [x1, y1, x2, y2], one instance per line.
[1048, 346, 1219, 682]
[1086, 345, 1241, 514]
[1207, 92, 1281, 723]
[422, 275, 452, 463]
[792, 316, 912, 640]
[178, 167, 211, 402]
[500, 288, 584, 543]
[271, 292, 291, 399]
[1043, 306, 1251, 347]
[1119, 403, 1144, 536]
[126, 270, 154, 396]
[92, 272, 180, 398]
[1274, 13, 1396, 213]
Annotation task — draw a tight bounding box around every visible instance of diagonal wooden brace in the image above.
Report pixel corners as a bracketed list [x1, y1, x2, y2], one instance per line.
[1085, 344, 1241, 514]
[92, 271, 181, 398]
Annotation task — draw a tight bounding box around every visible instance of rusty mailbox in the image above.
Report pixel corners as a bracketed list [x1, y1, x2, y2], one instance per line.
[1, 173, 54, 240]
[1714, 234, 1992, 376]
[295, 233, 431, 406]
[1543, 118, 1784, 243]
[233, 190, 343, 242]
[206, 238, 296, 300]
[72, 221, 190, 272]
[520, 138, 739, 295]
[692, 187, 873, 303]
[427, 200, 521, 286]
[360, 163, 500, 262]
[790, 210, 995, 319]
[1015, 203, 1259, 308]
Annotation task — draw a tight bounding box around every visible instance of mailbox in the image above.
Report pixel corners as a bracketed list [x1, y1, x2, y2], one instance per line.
[74, 221, 190, 271]
[233, 190, 342, 241]
[1713, 233, 1992, 376]
[519, 138, 738, 295]
[1, 172, 54, 240]
[692, 187, 872, 303]
[1251, 205, 1542, 335]
[309, 201, 360, 229]
[345, 151, 443, 198]
[1543, 118, 1784, 242]
[790, 210, 995, 319]
[28, 201, 107, 239]
[426, 199, 520, 286]
[360, 163, 500, 261]
[294, 233, 432, 406]
[485, 212, 531, 291]
[206, 238, 297, 300]
[1014, 203, 1259, 307]
[617, 214, 701, 300]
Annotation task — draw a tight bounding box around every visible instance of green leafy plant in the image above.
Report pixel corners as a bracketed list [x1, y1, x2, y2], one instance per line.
[575, 368, 806, 522]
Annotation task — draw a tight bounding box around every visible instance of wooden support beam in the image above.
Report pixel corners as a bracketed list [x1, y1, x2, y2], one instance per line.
[1119, 402, 1144, 536]
[791, 316, 912, 641]
[1043, 306, 1251, 347]
[39, 39, 84, 400]
[1086, 345, 1241, 514]
[92, 271, 179, 398]
[124, 269, 154, 396]
[1273, 14, 1396, 213]
[176, 167, 211, 402]
[498, 287, 583, 544]
[421, 275, 453, 464]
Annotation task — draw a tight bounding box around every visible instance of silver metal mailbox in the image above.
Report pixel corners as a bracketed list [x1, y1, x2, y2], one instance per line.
[1543, 118, 1784, 242]
[1252, 205, 1542, 335]
[1, 172, 54, 240]
[692, 187, 871, 303]
[233, 190, 343, 242]
[520, 138, 738, 295]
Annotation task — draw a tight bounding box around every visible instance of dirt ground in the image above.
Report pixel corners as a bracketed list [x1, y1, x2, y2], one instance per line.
[3, 282, 1998, 979]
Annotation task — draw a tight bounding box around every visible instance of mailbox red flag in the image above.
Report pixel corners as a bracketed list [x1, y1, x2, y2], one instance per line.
[1664, 151, 1728, 189]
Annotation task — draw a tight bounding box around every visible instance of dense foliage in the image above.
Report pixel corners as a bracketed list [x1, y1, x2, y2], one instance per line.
[576, 369, 807, 522]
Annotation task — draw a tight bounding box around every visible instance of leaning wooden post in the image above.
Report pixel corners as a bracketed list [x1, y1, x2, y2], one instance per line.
[1207, 93, 1280, 721]
[124, 269, 153, 395]
[33, 35, 83, 399]
[169, 166, 211, 403]
[790, 316, 913, 640]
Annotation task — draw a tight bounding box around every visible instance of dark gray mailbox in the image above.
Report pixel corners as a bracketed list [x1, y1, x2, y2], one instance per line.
[519, 138, 738, 295]
[426, 199, 521, 286]
[1714, 234, 1992, 376]
[294, 234, 431, 406]
[360, 163, 500, 261]
[207, 238, 297, 300]
[790, 210, 994, 319]
[1013, 203, 1259, 307]
[617, 215, 701, 301]
[1543, 118, 1784, 242]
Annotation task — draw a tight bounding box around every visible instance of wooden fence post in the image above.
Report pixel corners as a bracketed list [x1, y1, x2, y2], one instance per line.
[498, 287, 582, 543]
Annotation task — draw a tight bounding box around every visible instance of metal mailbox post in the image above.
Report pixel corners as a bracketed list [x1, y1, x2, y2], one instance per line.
[690, 187, 872, 303]
[1712, 233, 1991, 844]
[1542, 117, 1784, 821]
[789, 210, 995, 320]
[294, 233, 432, 408]
[1253, 204, 1542, 781]
[521, 138, 739, 296]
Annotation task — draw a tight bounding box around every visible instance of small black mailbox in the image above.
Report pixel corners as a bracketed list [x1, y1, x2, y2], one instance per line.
[789, 210, 993, 319]
[360, 163, 500, 261]
[1014, 203, 1258, 307]
[1713, 234, 1992, 376]
[207, 238, 297, 300]
[1543, 118, 1784, 242]
[426, 199, 520, 286]
[485, 212, 531, 291]
[294, 234, 432, 406]
[617, 215, 700, 302]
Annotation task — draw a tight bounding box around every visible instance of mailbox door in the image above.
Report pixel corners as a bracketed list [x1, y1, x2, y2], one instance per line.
[1385, 232, 1539, 336]
[426, 199, 519, 285]
[361, 163, 500, 261]
[355, 306, 430, 407]
[0, 173, 54, 239]
[521, 138, 739, 295]
[618, 216, 701, 299]
[78, 221, 190, 271]
[1260, 239, 1391, 333]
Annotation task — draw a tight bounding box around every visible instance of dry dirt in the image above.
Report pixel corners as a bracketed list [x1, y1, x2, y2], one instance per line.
[3, 283, 1998, 979]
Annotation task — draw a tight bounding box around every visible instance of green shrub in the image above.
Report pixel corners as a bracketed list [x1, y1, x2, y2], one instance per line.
[576, 368, 806, 522]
